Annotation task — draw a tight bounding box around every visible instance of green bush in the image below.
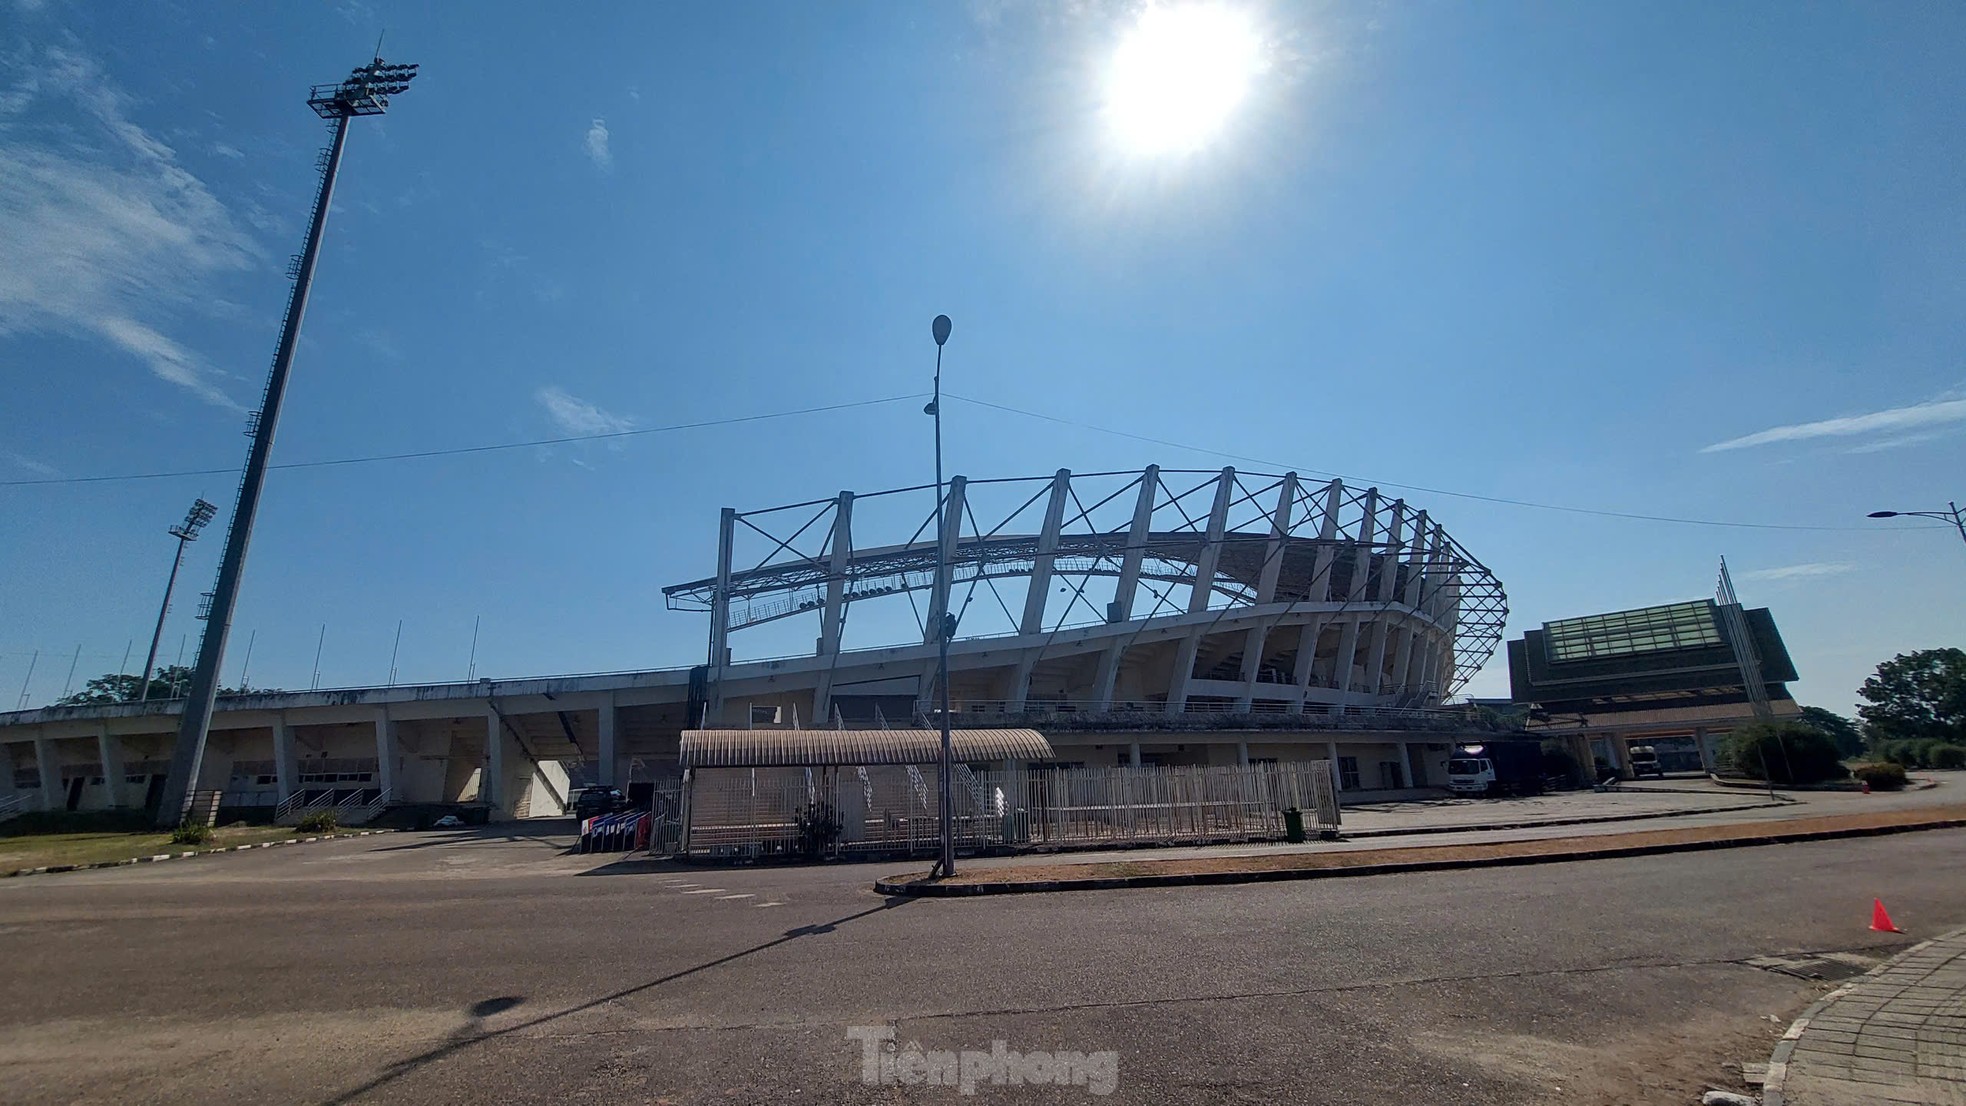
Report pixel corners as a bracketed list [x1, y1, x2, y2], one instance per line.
[169, 821, 214, 846]
[1852, 762, 1908, 791]
[1931, 744, 1966, 770]
[295, 810, 339, 833]
[1724, 722, 1848, 786]
[1876, 739, 1923, 768]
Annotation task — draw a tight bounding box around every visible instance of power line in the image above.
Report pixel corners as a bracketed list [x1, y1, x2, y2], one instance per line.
[944, 393, 1940, 533]
[3, 386, 1942, 533]
[0, 394, 925, 487]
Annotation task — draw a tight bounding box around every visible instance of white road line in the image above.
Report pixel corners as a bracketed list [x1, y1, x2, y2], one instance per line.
[715, 893, 755, 900]
[682, 888, 725, 895]
[754, 901, 784, 908]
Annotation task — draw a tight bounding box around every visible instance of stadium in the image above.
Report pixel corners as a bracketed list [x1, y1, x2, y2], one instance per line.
[0, 465, 1509, 824]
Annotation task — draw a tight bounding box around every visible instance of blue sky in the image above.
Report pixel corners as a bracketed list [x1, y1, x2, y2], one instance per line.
[1, 0, 1962, 715]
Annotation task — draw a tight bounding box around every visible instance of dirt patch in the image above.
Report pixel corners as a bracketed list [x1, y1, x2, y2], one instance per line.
[885, 805, 1966, 889]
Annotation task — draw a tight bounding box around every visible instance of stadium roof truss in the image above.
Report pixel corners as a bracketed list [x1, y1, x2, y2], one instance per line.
[663, 467, 1508, 696]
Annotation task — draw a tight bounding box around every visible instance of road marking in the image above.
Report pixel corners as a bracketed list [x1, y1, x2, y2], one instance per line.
[682, 888, 725, 895]
[754, 901, 784, 908]
[716, 893, 754, 900]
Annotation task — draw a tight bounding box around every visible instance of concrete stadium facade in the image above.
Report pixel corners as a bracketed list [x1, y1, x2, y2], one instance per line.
[0, 466, 1509, 820]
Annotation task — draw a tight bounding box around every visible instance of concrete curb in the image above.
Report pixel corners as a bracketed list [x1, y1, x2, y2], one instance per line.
[2, 829, 395, 880]
[1760, 924, 1966, 1106]
[1340, 798, 1789, 840]
[874, 817, 1966, 897]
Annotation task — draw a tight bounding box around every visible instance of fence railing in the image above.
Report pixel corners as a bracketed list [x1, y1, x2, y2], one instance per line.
[911, 700, 1502, 731]
[276, 787, 390, 825]
[0, 793, 31, 824]
[675, 761, 1338, 861]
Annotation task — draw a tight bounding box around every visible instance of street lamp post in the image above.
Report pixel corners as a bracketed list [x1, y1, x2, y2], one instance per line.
[927, 314, 955, 877]
[153, 57, 420, 828]
[1867, 502, 1966, 562]
[137, 499, 217, 702]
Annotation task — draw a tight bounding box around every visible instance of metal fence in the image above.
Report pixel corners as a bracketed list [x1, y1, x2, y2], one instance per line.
[674, 761, 1339, 861]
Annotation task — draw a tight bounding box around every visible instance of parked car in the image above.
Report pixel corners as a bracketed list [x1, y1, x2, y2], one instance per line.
[1628, 745, 1666, 779]
[570, 786, 628, 821]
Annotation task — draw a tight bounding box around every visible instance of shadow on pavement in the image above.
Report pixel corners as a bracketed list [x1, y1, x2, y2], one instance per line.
[316, 895, 920, 1106]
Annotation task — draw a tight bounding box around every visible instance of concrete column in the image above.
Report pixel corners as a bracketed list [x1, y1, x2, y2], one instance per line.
[1167, 469, 1236, 716]
[1237, 741, 1249, 767]
[1291, 481, 1346, 708]
[1334, 488, 1381, 698]
[1327, 741, 1343, 791]
[1020, 470, 1072, 636]
[273, 719, 297, 802]
[1612, 736, 1634, 780]
[484, 707, 504, 811]
[375, 716, 398, 798]
[1695, 727, 1715, 774]
[812, 491, 854, 722]
[924, 475, 968, 644]
[707, 507, 736, 721]
[96, 727, 125, 809]
[1361, 499, 1406, 698]
[1092, 467, 1161, 708]
[1128, 743, 1141, 768]
[34, 737, 61, 811]
[597, 698, 618, 787]
[1237, 472, 1299, 711]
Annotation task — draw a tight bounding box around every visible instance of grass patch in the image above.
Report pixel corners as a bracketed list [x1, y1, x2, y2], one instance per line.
[0, 823, 308, 872]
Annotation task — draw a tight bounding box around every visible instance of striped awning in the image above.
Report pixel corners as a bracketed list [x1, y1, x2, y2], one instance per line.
[679, 728, 1054, 769]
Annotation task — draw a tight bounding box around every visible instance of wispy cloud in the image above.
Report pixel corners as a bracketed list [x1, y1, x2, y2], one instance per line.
[1701, 397, 1966, 453]
[535, 386, 633, 440]
[583, 118, 611, 170]
[1844, 431, 1946, 455]
[2, 450, 57, 476]
[0, 46, 256, 408]
[210, 142, 243, 159]
[1739, 562, 1855, 583]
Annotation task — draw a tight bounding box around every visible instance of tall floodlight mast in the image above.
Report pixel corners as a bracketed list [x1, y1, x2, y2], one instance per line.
[137, 498, 218, 702]
[153, 57, 420, 827]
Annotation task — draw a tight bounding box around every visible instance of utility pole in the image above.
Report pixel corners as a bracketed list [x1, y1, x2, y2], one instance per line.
[926, 314, 956, 877]
[139, 499, 216, 702]
[155, 56, 420, 827]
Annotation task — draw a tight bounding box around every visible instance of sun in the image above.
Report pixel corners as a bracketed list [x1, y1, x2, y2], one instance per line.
[1102, 3, 1265, 157]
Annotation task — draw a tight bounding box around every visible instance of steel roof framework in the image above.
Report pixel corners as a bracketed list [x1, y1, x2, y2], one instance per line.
[665, 467, 1507, 697]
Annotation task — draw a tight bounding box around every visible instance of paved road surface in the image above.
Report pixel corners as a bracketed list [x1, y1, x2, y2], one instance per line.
[2, 817, 1963, 1105]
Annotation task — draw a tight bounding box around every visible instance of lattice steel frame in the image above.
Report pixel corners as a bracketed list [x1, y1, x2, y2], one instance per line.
[666, 467, 1508, 697]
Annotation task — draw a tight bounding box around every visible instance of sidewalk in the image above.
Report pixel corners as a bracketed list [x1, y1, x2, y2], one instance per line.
[1766, 925, 1966, 1106]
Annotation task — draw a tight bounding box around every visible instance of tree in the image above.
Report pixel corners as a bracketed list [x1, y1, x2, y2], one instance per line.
[1858, 648, 1966, 748]
[1724, 721, 1846, 786]
[55, 665, 252, 706]
[1797, 706, 1864, 759]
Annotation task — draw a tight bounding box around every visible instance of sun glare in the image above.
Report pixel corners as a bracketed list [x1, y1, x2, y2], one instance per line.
[1103, 3, 1264, 157]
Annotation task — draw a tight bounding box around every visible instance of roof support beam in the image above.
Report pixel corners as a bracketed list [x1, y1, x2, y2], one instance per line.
[1167, 468, 1236, 716]
[1236, 471, 1298, 711]
[1092, 466, 1159, 709]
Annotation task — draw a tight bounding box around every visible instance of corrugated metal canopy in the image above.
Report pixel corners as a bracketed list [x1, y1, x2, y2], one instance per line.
[680, 728, 1054, 768]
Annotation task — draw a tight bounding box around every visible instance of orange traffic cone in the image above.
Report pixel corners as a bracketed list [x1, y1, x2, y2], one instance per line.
[1871, 898, 1903, 933]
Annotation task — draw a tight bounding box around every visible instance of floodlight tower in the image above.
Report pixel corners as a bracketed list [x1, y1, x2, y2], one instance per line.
[154, 57, 420, 827]
[136, 498, 218, 702]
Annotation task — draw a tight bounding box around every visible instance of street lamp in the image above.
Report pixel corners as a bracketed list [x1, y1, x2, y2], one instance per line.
[153, 55, 420, 828]
[136, 499, 218, 702]
[928, 313, 956, 878]
[1866, 502, 1966, 561]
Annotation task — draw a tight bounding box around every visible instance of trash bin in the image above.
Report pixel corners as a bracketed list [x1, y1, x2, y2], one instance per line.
[1282, 807, 1305, 843]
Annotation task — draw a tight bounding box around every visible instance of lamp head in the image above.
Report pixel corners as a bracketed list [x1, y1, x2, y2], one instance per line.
[932, 314, 952, 347]
[1867, 511, 1900, 518]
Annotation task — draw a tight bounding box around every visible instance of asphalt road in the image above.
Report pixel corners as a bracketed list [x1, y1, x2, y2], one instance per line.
[2, 822, 1962, 1106]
